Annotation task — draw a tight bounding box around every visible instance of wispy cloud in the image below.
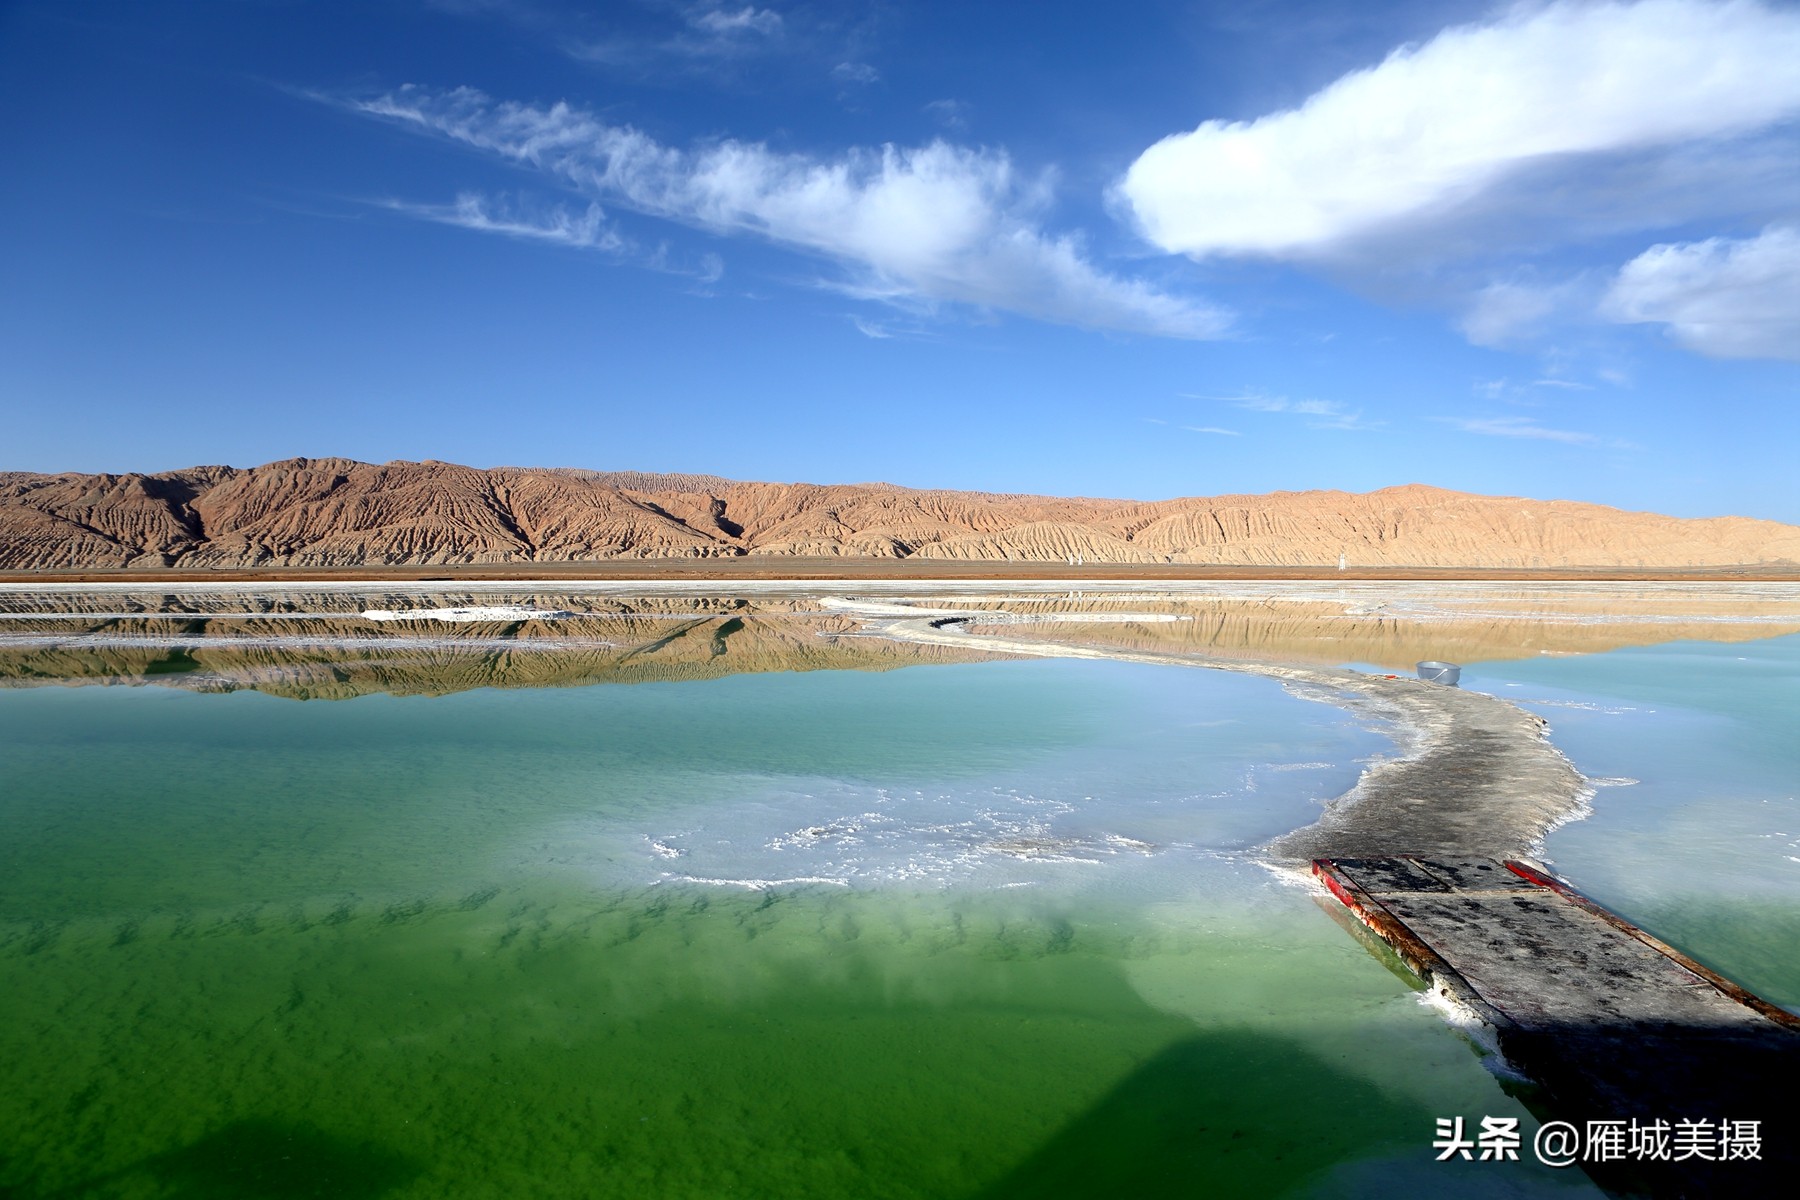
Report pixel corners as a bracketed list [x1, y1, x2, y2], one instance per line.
[1117, 0, 1800, 262]
[1442, 415, 1634, 449]
[1144, 415, 1240, 435]
[1228, 394, 1338, 417]
[381, 192, 624, 252]
[1458, 277, 1592, 348]
[848, 315, 895, 338]
[832, 61, 880, 85]
[690, 5, 782, 39]
[1601, 223, 1800, 361]
[924, 99, 970, 131]
[1182, 390, 1377, 431]
[1475, 376, 1601, 407]
[565, 2, 789, 70]
[692, 251, 725, 285]
[343, 85, 1230, 339]
[377, 191, 729, 285]
[644, 245, 726, 287]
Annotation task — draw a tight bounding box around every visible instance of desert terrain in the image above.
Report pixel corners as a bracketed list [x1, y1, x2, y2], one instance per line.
[6, 458, 1798, 576]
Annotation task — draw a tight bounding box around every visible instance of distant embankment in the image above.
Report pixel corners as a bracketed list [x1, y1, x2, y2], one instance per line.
[4, 457, 1798, 571]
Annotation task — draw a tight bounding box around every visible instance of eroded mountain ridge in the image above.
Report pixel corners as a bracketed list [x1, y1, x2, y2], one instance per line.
[5, 457, 1797, 569]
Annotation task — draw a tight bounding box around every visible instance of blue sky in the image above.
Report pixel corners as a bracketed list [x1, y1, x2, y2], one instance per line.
[3, 0, 1797, 520]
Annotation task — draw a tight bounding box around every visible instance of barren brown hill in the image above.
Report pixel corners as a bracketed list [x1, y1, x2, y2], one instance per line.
[5, 457, 1798, 570]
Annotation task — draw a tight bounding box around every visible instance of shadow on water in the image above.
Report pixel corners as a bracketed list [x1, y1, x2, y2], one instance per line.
[972, 1027, 1427, 1200]
[40, 1119, 418, 1200]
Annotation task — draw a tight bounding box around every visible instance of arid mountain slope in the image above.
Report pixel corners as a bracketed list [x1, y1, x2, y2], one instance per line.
[4, 458, 1797, 569]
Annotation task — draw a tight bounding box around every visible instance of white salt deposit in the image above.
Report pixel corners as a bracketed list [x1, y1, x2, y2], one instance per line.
[361, 605, 579, 622]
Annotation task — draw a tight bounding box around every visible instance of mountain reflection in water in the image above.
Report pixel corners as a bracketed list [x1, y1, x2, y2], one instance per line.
[1, 582, 1796, 699]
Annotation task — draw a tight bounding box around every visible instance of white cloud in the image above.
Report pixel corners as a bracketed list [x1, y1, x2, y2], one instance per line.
[640, 243, 726, 286]
[383, 192, 624, 252]
[689, 6, 782, 38]
[848, 315, 894, 338]
[1601, 224, 1800, 360]
[377, 191, 727, 283]
[1184, 391, 1377, 430]
[1118, 0, 1800, 261]
[350, 85, 1229, 339]
[569, 3, 786, 69]
[924, 99, 970, 131]
[1181, 425, 1242, 436]
[1471, 375, 1595, 402]
[1459, 279, 1575, 347]
[693, 252, 725, 285]
[1240, 395, 1327, 415]
[1443, 415, 1633, 448]
[832, 61, 880, 85]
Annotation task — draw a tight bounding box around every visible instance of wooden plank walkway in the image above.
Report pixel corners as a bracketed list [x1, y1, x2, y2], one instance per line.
[1315, 856, 1800, 1197]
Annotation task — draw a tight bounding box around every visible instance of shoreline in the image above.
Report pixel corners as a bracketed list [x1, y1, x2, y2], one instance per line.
[0, 577, 1702, 869]
[844, 604, 1592, 868]
[4, 560, 1798, 586]
[7, 575, 1800, 601]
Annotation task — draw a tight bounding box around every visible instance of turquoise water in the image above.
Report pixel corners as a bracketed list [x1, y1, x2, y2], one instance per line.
[1, 660, 1378, 919]
[9, 590, 1760, 1198]
[1466, 632, 1800, 1009]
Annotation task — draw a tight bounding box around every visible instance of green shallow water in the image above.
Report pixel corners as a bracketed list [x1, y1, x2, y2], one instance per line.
[3, 877, 1570, 1199]
[1, 650, 1596, 1198]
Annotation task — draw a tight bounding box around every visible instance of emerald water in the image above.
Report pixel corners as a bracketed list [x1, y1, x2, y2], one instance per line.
[9, 584, 1792, 1198]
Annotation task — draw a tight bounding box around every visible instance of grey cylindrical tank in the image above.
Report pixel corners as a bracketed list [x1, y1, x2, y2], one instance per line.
[1416, 661, 1462, 686]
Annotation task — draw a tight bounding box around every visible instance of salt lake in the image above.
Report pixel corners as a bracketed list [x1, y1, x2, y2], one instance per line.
[2, 582, 1794, 1198]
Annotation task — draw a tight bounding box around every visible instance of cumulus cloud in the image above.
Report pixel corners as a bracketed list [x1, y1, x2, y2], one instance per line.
[1117, 0, 1800, 261]
[350, 85, 1229, 339]
[1601, 224, 1800, 360]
